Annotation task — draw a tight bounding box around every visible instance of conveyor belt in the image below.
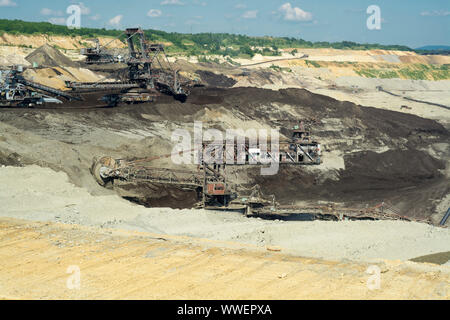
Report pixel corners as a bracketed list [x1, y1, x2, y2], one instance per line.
[66, 81, 139, 92]
[439, 207, 450, 226]
[18, 79, 82, 101]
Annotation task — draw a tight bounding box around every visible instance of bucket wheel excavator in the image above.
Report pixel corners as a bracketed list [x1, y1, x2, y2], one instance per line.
[68, 27, 196, 106]
[90, 127, 323, 213]
[89, 125, 420, 222]
[90, 152, 417, 222]
[80, 38, 123, 65]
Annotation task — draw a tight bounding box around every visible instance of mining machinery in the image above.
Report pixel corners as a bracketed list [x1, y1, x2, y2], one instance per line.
[91, 126, 322, 213]
[80, 38, 123, 65]
[70, 27, 194, 105]
[0, 65, 81, 107]
[91, 149, 412, 222]
[90, 124, 417, 222]
[288, 121, 322, 163]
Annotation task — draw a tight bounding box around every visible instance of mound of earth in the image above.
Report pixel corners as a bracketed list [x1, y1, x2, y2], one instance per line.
[410, 251, 450, 265]
[115, 181, 199, 209]
[196, 70, 237, 88]
[25, 44, 78, 68]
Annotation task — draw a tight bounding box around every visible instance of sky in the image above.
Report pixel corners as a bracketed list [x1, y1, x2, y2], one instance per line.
[0, 0, 448, 48]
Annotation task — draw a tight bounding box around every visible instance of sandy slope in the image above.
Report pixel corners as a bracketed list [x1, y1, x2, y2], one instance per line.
[0, 218, 448, 300]
[0, 33, 125, 50]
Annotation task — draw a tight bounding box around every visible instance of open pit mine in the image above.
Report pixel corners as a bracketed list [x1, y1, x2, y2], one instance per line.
[0, 24, 449, 301]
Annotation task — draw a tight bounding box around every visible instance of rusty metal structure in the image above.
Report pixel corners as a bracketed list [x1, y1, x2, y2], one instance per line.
[90, 153, 414, 222]
[91, 156, 203, 189]
[89, 124, 407, 222]
[70, 27, 193, 105]
[91, 124, 319, 205]
[89, 120, 427, 223]
[0, 65, 81, 107]
[80, 38, 122, 65]
[199, 122, 322, 166]
[91, 124, 321, 200]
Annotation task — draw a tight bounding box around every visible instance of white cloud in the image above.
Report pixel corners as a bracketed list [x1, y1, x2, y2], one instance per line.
[147, 9, 162, 17]
[420, 10, 450, 17]
[90, 14, 101, 21]
[235, 4, 246, 9]
[279, 3, 312, 21]
[41, 8, 64, 16]
[109, 15, 123, 26]
[48, 17, 66, 25]
[242, 10, 258, 19]
[161, 0, 184, 5]
[0, 0, 17, 7]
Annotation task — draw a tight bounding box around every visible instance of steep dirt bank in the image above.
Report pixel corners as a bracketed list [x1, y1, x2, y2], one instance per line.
[0, 33, 125, 50]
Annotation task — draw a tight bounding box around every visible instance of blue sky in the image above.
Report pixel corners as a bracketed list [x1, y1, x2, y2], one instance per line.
[0, 0, 448, 48]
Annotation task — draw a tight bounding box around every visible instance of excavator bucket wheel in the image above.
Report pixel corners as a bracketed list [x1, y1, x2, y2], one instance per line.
[91, 156, 117, 186]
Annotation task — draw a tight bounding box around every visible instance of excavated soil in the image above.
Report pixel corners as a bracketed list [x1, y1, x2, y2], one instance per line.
[196, 70, 237, 88]
[118, 182, 200, 209]
[25, 44, 78, 68]
[0, 86, 449, 222]
[251, 149, 447, 218]
[411, 251, 450, 265]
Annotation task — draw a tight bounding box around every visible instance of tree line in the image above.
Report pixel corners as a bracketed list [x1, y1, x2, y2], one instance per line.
[0, 19, 413, 57]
